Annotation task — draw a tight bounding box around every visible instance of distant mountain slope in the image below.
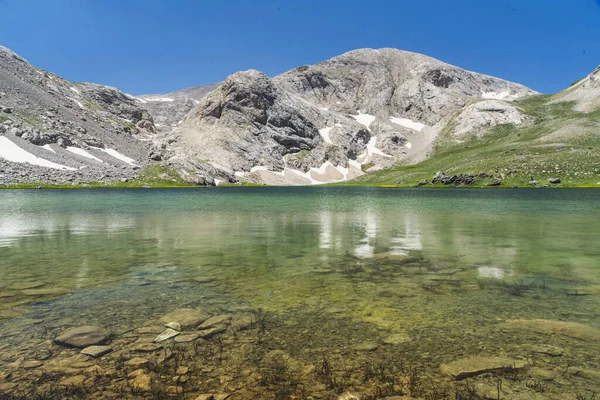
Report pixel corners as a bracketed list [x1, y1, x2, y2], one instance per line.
[0, 46, 164, 184]
[170, 48, 536, 185]
[137, 83, 220, 132]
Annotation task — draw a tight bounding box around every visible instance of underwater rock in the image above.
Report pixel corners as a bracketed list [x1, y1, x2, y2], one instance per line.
[353, 342, 379, 351]
[54, 326, 110, 348]
[195, 394, 231, 400]
[58, 375, 86, 387]
[500, 319, 600, 342]
[522, 344, 564, 357]
[199, 314, 231, 330]
[81, 345, 113, 358]
[125, 357, 150, 368]
[174, 333, 202, 343]
[230, 315, 253, 331]
[529, 367, 557, 381]
[154, 328, 180, 342]
[198, 325, 226, 338]
[569, 368, 600, 384]
[440, 356, 527, 380]
[382, 333, 411, 345]
[158, 308, 209, 329]
[165, 322, 182, 331]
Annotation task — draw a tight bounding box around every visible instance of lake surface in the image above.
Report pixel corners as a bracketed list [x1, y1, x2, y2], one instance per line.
[0, 188, 599, 399]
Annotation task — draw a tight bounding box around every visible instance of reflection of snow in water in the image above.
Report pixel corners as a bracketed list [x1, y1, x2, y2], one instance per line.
[478, 266, 507, 279]
[319, 212, 332, 249]
[390, 215, 423, 256]
[0, 214, 134, 247]
[354, 213, 377, 259]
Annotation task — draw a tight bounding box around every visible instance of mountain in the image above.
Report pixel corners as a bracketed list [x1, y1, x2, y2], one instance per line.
[0, 45, 159, 185]
[167, 48, 536, 185]
[353, 64, 600, 187]
[136, 83, 220, 133]
[1, 45, 597, 187]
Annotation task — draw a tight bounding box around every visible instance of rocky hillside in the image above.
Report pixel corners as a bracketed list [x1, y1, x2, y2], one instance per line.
[0, 45, 160, 185]
[169, 48, 536, 185]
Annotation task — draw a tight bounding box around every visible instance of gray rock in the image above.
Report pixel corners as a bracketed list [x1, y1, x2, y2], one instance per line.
[54, 326, 110, 348]
[81, 345, 113, 358]
[549, 178, 561, 184]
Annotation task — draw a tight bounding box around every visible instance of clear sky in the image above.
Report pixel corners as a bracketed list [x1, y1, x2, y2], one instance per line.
[1, 0, 599, 95]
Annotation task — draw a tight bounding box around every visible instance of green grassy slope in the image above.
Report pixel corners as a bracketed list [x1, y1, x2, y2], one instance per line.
[351, 95, 600, 188]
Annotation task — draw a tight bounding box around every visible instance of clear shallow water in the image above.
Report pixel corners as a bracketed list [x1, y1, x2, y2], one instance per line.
[0, 188, 599, 398]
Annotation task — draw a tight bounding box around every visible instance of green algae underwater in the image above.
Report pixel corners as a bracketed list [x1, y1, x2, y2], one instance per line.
[0, 187, 599, 399]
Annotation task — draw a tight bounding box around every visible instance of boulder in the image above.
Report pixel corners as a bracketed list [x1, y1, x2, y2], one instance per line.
[54, 326, 110, 348]
[157, 308, 209, 329]
[549, 178, 561, 184]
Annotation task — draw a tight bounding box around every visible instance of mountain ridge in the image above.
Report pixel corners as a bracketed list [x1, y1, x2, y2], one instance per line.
[0, 44, 598, 188]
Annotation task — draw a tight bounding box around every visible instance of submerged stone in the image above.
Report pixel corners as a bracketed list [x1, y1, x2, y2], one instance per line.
[522, 344, 564, 357]
[81, 345, 113, 358]
[501, 319, 600, 342]
[154, 328, 180, 342]
[158, 308, 209, 329]
[54, 326, 110, 348]
[440, 356, 527, 380]
[382, 333, 411, 345]
[199, 315, 231, 330]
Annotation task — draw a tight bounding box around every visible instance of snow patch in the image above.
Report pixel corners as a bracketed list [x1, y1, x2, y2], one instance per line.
[66, 147, 103, 162]
[143, 97, 175, 102]
[390, 117, 426, 132]
[134, 97, 147, 104]
[366, 136, 392, 158]
[67, 96, 84, 109]
[42, 144, 56, 153]
[351, 112, 376, 129]
[319, 127, 334, 144]
[70, 87, 80, 94]
[482, 91, 519, 101]
[319, 107, 329, 111]
[405, 142, 412, 149]
[214, 179, 223, 186]
[0, 137, 75, 170]
[97, 148, 136, 165]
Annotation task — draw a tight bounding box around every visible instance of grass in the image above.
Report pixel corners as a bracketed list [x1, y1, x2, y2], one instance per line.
[84, 99, 105, 111]
[349, 95, 600, 187]
[0, 115, 11, 123]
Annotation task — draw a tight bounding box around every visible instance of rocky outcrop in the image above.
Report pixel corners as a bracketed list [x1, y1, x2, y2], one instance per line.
[451, 100, 531, 137]
[171, 48, 536, 184]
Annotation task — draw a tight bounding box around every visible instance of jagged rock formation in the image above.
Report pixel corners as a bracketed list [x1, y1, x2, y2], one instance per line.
[170, 48, 536, 184]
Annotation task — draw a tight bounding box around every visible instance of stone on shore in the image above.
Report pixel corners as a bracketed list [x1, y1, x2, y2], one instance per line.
[54, 326, 110, 348]
[440, 356, 527, 380]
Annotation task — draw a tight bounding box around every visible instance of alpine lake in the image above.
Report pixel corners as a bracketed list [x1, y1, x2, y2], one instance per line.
[0, 187, 599, 400]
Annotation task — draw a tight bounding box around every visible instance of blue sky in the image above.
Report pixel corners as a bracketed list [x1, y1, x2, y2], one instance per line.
[1, 0, 599, 95]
